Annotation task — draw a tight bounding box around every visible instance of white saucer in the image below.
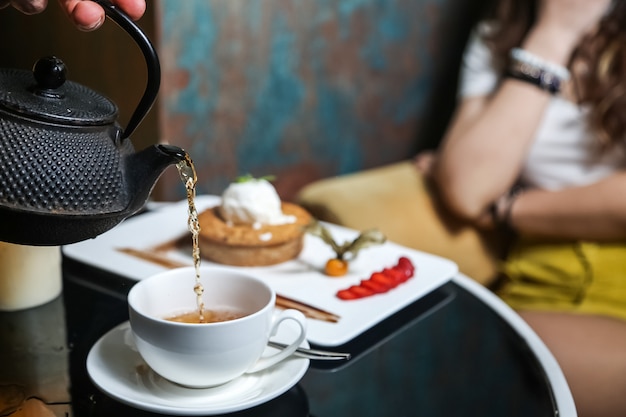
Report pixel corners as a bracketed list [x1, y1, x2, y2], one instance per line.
[86, 321, 310, 415]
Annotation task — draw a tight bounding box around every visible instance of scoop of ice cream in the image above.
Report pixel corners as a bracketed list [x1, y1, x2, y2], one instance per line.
[219, 179, 296, 227]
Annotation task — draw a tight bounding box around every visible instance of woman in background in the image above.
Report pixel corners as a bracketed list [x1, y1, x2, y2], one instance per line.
[418, 0, 626, 415]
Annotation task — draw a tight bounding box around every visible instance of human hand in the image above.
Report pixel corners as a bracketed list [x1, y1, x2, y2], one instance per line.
[0, 0, 146, 31]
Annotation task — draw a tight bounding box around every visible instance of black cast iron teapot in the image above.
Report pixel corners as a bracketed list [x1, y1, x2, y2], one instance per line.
[0, 0, 188, 246]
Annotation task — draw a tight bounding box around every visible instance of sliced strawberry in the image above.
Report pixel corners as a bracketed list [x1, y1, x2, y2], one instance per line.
[397, 256, 415, 273]
[370, 272, 398, 289]
[361, 279, 390, 293]
[348, 285, 375, 298]
[337, 289, 360, 300]
[382, 267, 406, 283]
[336, 256, 417, 301]
[391, 265, 412, 281]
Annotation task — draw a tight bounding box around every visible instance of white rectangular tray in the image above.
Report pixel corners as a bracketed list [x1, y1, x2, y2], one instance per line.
[63, 195, 457, 347]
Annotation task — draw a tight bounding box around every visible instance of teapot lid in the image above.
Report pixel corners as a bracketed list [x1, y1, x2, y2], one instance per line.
[0, 56, 118, 126]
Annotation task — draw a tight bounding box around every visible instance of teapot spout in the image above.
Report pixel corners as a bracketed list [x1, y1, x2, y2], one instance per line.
[125, 144, 187, 214]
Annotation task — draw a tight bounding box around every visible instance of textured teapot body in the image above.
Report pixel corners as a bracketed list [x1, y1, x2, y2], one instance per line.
[0, 112, 133, 215]
[0, 131, 185, 246]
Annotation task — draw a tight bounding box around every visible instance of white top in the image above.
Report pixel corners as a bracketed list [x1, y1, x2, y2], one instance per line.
[458, 28, 626, 191]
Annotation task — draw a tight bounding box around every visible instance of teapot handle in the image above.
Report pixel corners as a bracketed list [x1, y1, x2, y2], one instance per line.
[92, 0, 160, 140]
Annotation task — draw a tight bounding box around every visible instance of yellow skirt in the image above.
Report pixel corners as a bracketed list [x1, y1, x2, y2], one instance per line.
[498, 238, 626, 321]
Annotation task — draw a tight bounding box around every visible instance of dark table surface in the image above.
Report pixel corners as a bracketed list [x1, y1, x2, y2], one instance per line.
[0, 256, 568, 417]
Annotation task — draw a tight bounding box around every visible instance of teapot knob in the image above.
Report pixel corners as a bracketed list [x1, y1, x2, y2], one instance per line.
[32, 56, 66, 98]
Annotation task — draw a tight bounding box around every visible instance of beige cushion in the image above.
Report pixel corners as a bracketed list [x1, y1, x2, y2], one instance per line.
[295, 161, 500, 285]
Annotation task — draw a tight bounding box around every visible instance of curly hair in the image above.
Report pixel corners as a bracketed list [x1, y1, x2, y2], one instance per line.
[482, 0, 626, 148]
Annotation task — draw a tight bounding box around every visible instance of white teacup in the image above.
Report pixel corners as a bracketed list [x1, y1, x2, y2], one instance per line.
[127, 266, 307, 388]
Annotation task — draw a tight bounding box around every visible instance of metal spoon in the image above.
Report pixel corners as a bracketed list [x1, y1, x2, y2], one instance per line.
[268, 341, 351, 361]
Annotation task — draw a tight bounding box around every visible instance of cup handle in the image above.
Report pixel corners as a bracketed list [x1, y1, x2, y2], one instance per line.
[246, 309, 307, 374]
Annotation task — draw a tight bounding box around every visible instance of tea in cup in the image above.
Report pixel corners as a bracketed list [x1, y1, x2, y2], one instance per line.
[127, 266, 307, 388]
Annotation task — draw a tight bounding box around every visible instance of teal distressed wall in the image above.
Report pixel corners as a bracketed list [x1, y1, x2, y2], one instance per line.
[154, 0, 480, 201]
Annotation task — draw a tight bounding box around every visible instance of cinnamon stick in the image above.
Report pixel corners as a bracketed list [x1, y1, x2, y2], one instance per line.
[276, 294, 340, 323]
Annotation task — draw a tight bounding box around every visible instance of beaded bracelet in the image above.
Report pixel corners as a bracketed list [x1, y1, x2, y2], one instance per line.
[506, 48, 570, 95]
